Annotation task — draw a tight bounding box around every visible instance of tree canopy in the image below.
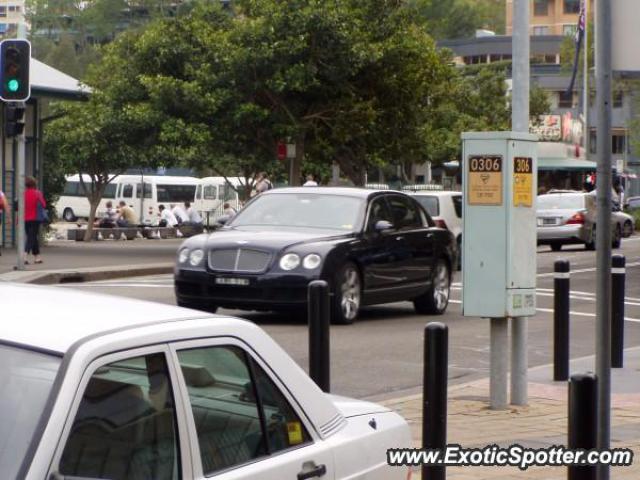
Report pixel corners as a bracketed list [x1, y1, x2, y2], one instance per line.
[43, 0, 545, 197]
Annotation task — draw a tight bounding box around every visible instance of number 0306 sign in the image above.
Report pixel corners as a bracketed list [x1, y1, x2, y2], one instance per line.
[467, 155, 503, 205]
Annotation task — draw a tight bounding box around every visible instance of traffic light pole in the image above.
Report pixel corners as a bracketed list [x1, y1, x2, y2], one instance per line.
[15, 131, 25, 270]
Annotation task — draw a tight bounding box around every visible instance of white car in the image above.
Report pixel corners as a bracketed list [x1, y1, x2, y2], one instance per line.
[2, 284, 412, 480]
[410, 190, 463, 267]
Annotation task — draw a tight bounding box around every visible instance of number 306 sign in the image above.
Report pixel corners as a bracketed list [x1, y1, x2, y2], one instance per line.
[467, 155, 503, 206]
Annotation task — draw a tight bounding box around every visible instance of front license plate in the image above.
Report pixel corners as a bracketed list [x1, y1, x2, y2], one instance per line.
[215, 277, 250, 286]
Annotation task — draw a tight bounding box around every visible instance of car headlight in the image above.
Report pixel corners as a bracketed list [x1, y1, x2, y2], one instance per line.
[189, 249, 204, 266]
[279, 253, 300, 271]
[302, 253, 322, 269]
[178, 248, 190, 264]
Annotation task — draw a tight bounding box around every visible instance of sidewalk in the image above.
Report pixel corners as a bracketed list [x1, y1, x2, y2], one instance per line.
[383, 349, 640, 479]
[0, 238, 180, 283]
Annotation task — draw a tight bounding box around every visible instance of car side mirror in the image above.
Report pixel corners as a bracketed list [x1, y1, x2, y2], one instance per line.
[374, 220, 393, 233]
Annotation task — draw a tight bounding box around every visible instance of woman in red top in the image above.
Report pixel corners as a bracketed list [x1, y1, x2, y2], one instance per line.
[24, 176, 46, 264]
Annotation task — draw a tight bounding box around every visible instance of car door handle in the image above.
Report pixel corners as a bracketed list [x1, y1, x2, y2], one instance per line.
[395, 236, 404, 241]
[426, 232, 434, 239]
[297, 462, 327, 480]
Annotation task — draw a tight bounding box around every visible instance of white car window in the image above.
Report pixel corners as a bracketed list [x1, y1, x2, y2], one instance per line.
[176, 345, 311, 476]
[58, 353, 181, 480]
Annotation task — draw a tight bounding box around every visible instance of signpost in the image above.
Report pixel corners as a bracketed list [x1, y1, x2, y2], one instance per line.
[462, 132, 537, 410]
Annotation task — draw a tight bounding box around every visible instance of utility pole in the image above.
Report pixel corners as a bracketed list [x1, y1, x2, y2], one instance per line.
[510, 0, 530, 406]
[595, 0, 612, 478]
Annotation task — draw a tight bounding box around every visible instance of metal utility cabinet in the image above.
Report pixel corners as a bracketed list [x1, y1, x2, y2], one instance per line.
[462, 132, 538, 318]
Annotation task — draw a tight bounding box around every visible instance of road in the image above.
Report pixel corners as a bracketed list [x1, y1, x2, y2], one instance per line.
[59, 236, 640, 401]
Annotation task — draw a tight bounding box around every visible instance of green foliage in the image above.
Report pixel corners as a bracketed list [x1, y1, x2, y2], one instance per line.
[43, 0, 527, 194]
[410, 0, 505, 40]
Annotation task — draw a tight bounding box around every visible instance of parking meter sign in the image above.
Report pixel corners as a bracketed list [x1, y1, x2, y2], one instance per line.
[467, 155, 503, 206]
[513, 157, 533, 207]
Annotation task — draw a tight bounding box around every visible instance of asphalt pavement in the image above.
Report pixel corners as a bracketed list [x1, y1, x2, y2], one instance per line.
[24, 234, 640, 400]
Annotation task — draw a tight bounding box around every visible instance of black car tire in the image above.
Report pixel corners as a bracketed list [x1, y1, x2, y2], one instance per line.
[414, 258, 450, 315]
[585, 225, 596, 251]
[456, 236, 462, 271]
[63, 208, 76, 222]
[613, 225, 622, 249]
[623, 220, 633, 238]
[550, 243, 562, 252]
[177, 300, 218, 314]
[331, 262, 361, 325]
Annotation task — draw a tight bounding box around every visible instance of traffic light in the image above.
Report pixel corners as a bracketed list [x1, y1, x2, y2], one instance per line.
[5, 104, 25, 138]
[0, 39, 30, 102]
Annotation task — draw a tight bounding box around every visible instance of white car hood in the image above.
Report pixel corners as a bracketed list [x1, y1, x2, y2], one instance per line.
[328, 394, 391, 418]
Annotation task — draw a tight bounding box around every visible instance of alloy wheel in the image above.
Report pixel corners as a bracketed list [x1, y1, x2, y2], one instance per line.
[433, 261, 450, 311]
[340, 266, 361, 321]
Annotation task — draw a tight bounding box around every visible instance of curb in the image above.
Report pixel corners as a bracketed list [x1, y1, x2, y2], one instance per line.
[0, 262, 174, 285]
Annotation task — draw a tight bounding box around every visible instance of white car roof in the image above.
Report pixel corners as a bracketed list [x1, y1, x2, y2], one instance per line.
[1, 283, 208, 354]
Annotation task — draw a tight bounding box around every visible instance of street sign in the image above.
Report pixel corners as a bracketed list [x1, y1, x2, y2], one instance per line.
[467, 155, 503, 206]
[277, 141, 286, 161]
[513, 157, 533, 207]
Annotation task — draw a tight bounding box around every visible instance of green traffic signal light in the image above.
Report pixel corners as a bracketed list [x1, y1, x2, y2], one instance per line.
[0, 40, 30, 101]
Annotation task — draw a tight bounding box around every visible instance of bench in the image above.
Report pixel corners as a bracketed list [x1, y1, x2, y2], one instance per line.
[66, 224, 205, 241]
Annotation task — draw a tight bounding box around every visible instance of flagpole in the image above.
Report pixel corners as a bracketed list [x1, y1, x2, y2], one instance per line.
[583, 0, 589, 156]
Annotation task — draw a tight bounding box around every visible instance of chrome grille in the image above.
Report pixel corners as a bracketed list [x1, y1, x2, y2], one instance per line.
[209, 248, 271, 272]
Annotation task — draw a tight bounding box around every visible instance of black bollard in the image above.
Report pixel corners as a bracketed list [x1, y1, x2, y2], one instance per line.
[554, 260, 570, 381]
[611, 255, 626, 368]
[308, 280, 330, 392]
[422, 322, 448, 480]
[568, 373, 598, 480]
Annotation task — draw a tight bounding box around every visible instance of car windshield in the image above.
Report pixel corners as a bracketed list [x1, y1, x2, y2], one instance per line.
[0, 344, 60, 480]
[537, 194, 586, 210]
[230, 193, 365, 232]
[414, 196, 439, 217]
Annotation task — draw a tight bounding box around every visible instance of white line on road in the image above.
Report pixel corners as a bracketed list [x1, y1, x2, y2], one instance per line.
[59, 283, 172, 288]
[448, 299, 640, 323]
[536, 261, 640, 278]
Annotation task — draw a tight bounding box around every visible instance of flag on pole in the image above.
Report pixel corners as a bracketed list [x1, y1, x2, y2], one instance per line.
[566, 0, 586, 94]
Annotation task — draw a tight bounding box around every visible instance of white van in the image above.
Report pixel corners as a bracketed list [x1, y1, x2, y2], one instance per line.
[55, 175, 118, 222]
[194, 176, 242, 225]
[114, 174, 200, 224]
[55, 174, 200, 224]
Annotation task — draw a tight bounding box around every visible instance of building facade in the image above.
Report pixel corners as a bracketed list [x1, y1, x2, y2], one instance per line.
[506, 0, 593, 36]
[438, 30, 640, 195]
[0, 0, 24, 37]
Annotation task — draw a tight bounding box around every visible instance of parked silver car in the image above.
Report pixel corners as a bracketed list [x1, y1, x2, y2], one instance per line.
[537, 191, 622, 251]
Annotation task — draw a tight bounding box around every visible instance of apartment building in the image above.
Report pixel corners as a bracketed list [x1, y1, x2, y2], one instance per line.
[0, 0, 24, 37]
[506, 0, 593, 36]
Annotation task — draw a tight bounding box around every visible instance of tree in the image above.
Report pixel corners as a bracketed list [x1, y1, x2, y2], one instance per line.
[45, 32, 164, 240]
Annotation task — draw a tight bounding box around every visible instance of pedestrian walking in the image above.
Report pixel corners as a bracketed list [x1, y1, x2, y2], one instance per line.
[24, 176, 46, 264]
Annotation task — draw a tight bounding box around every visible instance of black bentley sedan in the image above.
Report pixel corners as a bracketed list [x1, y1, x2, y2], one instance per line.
[174, 187, 456, 323]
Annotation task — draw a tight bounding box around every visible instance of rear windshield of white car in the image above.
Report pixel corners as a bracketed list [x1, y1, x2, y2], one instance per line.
[0, 344, 60, 480]
[415, 196, 439, 217]
[537, 194, 586, 210]
[230, 193, 364, 231]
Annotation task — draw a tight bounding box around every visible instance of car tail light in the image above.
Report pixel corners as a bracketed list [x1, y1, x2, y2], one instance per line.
[566, 212, 584, 225]
[434, 219, 448, 230]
